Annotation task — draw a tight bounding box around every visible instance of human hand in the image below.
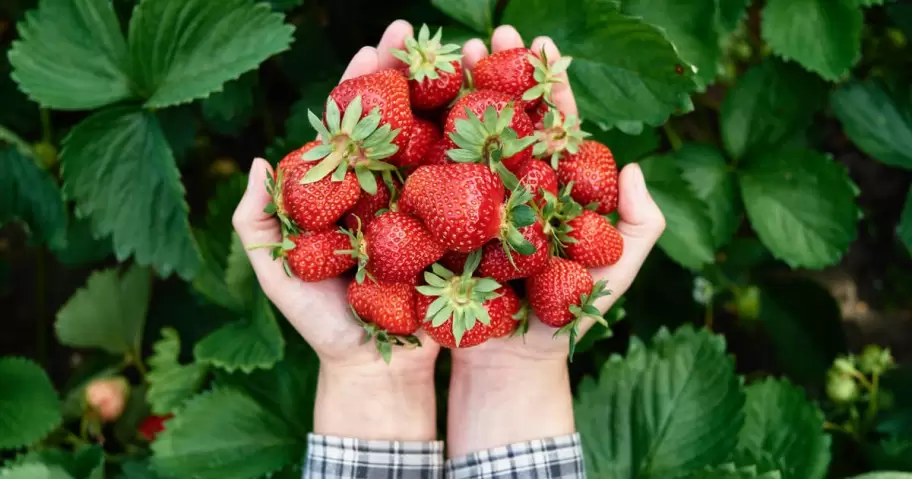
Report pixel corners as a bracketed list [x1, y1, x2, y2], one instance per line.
[232, 20, 439, 441]
[446, 25, 666, 456]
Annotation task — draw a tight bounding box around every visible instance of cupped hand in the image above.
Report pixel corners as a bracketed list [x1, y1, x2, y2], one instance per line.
[232, 21, 440, 375]
[453, 26, 667, 366]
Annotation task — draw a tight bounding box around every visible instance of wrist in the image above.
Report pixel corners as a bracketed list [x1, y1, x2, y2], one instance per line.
[314, 361, 437, 441]
[446, 356, 574, 457]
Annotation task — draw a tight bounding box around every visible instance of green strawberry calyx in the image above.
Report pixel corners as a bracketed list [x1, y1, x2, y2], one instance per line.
[416, 251, 502, 347]
[446, 102, 536, 188]
[498, 184, 539, 264]
[245, 236, 296, 277]
[555, 279, 613, 361]
[538, 182, 584, 256]
[523, 47, 573, 104]
[264, 167, 302, 236]
[334, 216, 373, 284]
[301, 95, 400, 195]
[532, 107, 590, 169]
[349, 305, 421, 365]
[391, 24, 462, 83]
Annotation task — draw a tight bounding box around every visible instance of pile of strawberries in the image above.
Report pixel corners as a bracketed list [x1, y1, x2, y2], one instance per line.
[260, 26, 624, 360]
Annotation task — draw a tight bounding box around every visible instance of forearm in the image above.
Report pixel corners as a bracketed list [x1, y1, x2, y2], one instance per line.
[446, 357, 575, 457]
[314, 362, 438, 441]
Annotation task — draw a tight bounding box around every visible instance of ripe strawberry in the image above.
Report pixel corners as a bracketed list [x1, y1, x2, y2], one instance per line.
[479, 221, 549, 282]
[420, 139, 453, 166]
[339, 211, 444, 284]
[342, 175, 394, 231]
[400, 118, 442, 168]
[438, 250, 469, 272]
[525, 257, 611, 357]
[473, 47, 572, 110]
[444, 90, 535, 174]
[516, 158, 558, 207]
[557, 140, 619, 214]
[532, 106, 589, 168]
[392, 25, 464, 110]
[564, 210, 624, 267]
[139, 414, 173, 441]
[279, 160, 360, 232]
[487, 285, 522, 338]
[278, 140, 322, 171]
[285, 230, 357, 281]
[297, 70, 412, 192]
[400, 163, 539, 254]
[348, 279, 422, 363]
[527, 101, 553, 130]
[416, 252, 505, 348]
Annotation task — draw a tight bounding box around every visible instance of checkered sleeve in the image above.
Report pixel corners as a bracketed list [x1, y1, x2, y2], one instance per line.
[303, 434, 445, 479]
[444, 433, 585, 479]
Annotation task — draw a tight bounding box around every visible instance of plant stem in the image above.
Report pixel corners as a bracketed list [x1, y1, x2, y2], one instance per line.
[0, 124, 36, 158]
[866, 372, 880, 423]
[662, 122, 683, 151]
[131, 351, 148, 377]
[704, 300, 714, 330]
[40, 108, 52, 143]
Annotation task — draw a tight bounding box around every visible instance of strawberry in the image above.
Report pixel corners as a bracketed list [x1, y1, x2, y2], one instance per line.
[400, 163, 539, 254]
[473, 47, 572, 110]
[420, 139, 453, 166]
[277, 160, 360, 232]
[557, 140, 619, 214]
[139, 414, 173, 441]
[515, 158, 558, 207]
[444, 90, 535, 177]
[260, 230, 356, 281]
[400, 117, 442, 168]
[527, 101, 552, 130]
[438, 250, 469, 272]
[342, 175, 394, 231]
[525, 257, 611, 357]
[479, 221, 549, 282]
[416, 251, 504, 348]
[348, 279, 422, 363]
[532, 106, 589, 168]
[339, 211, 444, 284]
[298, 69, 412, 192]
[564, 210, 624, 267]
[487, 285, 522, 338]
[392, 25, 464, 110]
[278, 140, 322, 171]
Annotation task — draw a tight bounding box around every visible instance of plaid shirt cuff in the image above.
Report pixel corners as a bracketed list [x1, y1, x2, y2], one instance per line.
[303, 434, 445, 478]
[444, 433, 585, 479]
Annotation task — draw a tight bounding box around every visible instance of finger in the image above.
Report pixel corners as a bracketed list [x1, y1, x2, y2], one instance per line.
[232, 158, 298, 295]
[530, 36, 578, 117]
[578, 163, 666, 335]
[491, 25, 524, 52]
[376, 20, 414, 69]
[340, 46, 380, 82]
[462, 38, 488, 72]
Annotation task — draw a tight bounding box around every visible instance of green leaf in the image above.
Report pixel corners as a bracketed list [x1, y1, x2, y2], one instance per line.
[757, 278, 847, 386]
[60, 105, 201, 280]
[25, 446, 104, 479]
[640, 154, 716, 270]
[55, 264, 151, 355]
[675, 144, 738, 248]
[193, 292, 285, 373]
[0, 147, 67, 248]
[431, 0, 495, 34]
[587, 124, 660, 167]
[0, 464, 72, 479]
[738, 378, 831, 479]
[717, 0, 752, 32]
[901, 188, 912, 254]
[225, 233, 255, 308]
[720, 59, 828, 160]
[0, 358, 62, 450]
[848, 474, 912, 479]
[738, 149, 858, 269]
[129, 0, 294, 108]
[151, 388, 303, 479]
[575, 326, 745, 477]
[119, 460, 165, 479]
[830, 79, 912, 169]
[156, 106, 198, 164]
[51, 216, 113, 267]
[147, 328, 207, 415]
[620, 0, 720, 89]
[7, 0, 133, 110]
[760, 0, 862, 81]
[202, 75, 254, 133]
[848, 0, 890, 6]
[504, 0, 696, 129]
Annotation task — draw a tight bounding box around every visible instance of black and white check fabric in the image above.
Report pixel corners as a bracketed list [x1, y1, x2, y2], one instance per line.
[445, 433, 584, 479]
[303, 433, 585, 478]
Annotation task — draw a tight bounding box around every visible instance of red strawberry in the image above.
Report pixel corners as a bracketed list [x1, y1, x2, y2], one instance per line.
[564, 210, 624, 267]
[525, 258, 611, 356]
[139, 414, 173, 441]
[487, 285, 522, 338]
[284, 230, 357, 281]
[438, 250, 469, 272]
[348, 280, 420, 335]
[532, 106, 589, 168]
[444, 90, 535, 173]
[420, 297, 493, 349]
[392, 25, 463, 110]
[278, 140, 322, 171]
[296, 69, 412, 193]
[339, 211, 444, 284]
[557, 140, 619, 214]
[400, 118, 441, 168]
[400, 164, 539, 254]
[527, 102, 553, 130]
[421, 139, 453, 166]
[280, 160, 360, 231]
[516, 158, 558, 207]
[342, 175, 394, 231]
[479, 221, 549, 282]
[474, 47, 571, 110]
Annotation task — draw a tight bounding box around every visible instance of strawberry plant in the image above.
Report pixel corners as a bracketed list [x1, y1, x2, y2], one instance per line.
[1, 0, 912, 478]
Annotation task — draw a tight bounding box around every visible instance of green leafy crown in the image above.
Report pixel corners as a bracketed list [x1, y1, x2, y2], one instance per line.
[349, 305, 421, 365]
[532, 107, 591, 168]
[390, 24, 462, 82]
[538, 182, 585, 256]
[558, 278, 613, 361]
[522, 47, 573, 104]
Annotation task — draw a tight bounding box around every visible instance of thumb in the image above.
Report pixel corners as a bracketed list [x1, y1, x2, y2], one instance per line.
[232, 158, 289, 292]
